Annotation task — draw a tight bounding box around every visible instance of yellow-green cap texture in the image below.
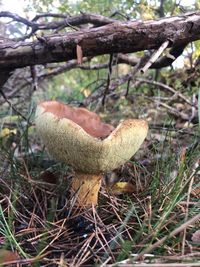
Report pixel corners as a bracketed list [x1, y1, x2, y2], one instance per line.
[35, 104, 148, 173]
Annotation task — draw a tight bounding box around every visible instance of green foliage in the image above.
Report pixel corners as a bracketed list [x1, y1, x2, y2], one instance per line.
[117, 240, 132, 261]
[42, 66, 108, 103]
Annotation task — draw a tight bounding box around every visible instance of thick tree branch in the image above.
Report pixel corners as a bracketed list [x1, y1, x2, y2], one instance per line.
[0, 11, 200, 71]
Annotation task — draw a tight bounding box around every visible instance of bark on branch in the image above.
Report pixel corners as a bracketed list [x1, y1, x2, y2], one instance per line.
[0, 11, 200, 70]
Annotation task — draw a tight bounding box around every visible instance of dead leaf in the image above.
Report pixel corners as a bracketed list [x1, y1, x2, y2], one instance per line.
[76, 44, 83, 64]
[191, 186, 200, 198]
[0, 128, 17, 138]
[192, 230, 200, 243]
[0, 249, 19, 264]
[109, 182, 135, 195]
[80, 88, 91, 97]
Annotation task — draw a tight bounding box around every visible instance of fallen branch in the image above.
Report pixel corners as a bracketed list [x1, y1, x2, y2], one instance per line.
[1, 11, 200, 70]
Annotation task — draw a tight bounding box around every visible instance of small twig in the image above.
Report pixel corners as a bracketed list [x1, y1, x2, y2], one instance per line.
[102, 53, 114, 105]
[134, 213, 200, 261]
[72, 233, 95, 266]
[37, 218, 67, 256]
[0, 12, 116, 41]
[0, 88, 27, 121]
[101, 203, 137, 261]
[121, 54, 150, 98]
[152, 43, 188, 69]
[125, 77, 131, 97]
[140, 40, 169, 73]
[157, 101, 190, 120]
[160, 252, 200, 260]
[76, 44, 83, 64]
[0, 11, 36, 28]
[30, 66, 38, 91]
[137, 78, 194, 106]
[144, 95, 190, 121]
[0, 252, 50, 266]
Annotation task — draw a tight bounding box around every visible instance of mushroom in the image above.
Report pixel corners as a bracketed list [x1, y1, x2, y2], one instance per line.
[35, 100, 148, 206]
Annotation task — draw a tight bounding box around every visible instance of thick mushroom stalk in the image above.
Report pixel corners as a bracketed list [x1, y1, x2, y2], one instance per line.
[71, 173, 102, 206]
[35, 101, 148, 206]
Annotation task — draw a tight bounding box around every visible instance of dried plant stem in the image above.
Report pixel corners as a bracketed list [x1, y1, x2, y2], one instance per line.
[181, 170, 195, 255]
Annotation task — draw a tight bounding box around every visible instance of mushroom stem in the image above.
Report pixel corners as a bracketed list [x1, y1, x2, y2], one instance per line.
[71, 172, 102, 206]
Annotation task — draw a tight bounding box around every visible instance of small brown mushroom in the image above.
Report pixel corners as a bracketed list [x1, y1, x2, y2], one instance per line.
[35, 100, 148, 206]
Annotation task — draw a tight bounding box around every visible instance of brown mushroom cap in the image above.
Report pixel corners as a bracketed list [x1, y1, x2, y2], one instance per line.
[35, 101, 148, 174]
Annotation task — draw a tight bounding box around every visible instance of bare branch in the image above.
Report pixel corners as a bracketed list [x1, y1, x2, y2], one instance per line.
[0, 11, 37, 28]
[32, 12, 117, 26]
[136, 78, 194, 106]
[0, 12, 117, 41]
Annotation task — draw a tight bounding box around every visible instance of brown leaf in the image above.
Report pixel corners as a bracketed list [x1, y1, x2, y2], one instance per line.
[192, 230, 200, 243]
[76, 44, 83, 64]
[191, 185, 200, 198]
[109, 182, 135, 195]
[0, 249, 19, 264]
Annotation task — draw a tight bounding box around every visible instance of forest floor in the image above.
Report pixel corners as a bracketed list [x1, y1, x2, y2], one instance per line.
[0, 81, 200, 267]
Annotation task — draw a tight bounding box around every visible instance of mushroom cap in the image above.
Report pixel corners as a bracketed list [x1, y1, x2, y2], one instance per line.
[35, 101, 148, 173]
[38, 101, 114, 139]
